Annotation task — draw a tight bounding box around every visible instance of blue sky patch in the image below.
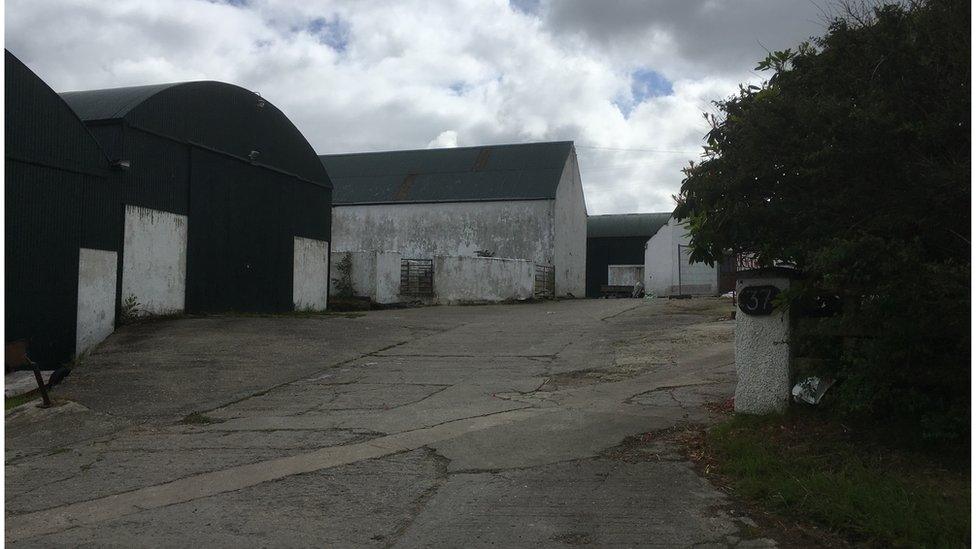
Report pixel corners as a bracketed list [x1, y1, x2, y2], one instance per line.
[615, 68, 673, 117]
[631, 68, 673, 102]
[509, 0, 541, 15]
[308, 16, 350, 52]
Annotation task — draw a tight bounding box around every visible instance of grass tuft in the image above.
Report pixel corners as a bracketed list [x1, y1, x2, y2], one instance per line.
[179, 412, 224, 425]
[704, 411, 969, 547]
[5, 392, 39, 410]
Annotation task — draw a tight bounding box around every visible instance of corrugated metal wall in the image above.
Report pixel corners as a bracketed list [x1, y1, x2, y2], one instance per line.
[5, 51, 120, 365]
[113, 127, 331, 314]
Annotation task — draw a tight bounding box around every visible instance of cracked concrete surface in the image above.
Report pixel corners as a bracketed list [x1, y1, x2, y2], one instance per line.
[6, 298, 775, 547]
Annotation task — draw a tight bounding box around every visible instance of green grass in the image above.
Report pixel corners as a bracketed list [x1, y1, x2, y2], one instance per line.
[705, 412, 969, 547]
[5, 392, 39, 410]
[179, 412, 224, 425]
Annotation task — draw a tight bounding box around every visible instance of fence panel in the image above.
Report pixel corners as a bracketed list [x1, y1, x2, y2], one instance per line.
[534, 264, 554, 299]
[400, 258, 433, 297]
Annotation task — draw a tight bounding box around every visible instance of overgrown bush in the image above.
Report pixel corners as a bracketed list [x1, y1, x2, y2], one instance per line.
[674, 0, 970, 439]
[331, 253, 354, 298]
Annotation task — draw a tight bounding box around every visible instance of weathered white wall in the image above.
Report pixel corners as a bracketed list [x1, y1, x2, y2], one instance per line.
[374, 252, 402, 304]
[76, 248, 117, 356]
[608, 265, 644, 286]
[734, 275, 792, 414]
[332, 200, 554, 268]
[553, 150, 587, 297]
[293, 236, 330, 311]
[122, 205, 187, 315]
[433, 256, 534, 304]
[644, 217, 718, 296]
[330, 250, 402, 304]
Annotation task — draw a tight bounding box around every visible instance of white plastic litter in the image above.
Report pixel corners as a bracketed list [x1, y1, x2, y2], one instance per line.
[791, 376, 835, 405]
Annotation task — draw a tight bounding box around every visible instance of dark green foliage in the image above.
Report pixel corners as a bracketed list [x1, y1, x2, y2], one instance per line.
[674, 0, 970, 438]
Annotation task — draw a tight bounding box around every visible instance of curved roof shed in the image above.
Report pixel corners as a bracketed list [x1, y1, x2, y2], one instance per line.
[5, 50, 121, 364]
[585, 212, 672, 297]
[61, 82, 330, 187]
[61, 81, 333, 314]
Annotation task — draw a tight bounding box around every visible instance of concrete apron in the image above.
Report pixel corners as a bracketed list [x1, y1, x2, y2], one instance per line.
[5, 350, 728, 543]
[6, 407, 544, 541]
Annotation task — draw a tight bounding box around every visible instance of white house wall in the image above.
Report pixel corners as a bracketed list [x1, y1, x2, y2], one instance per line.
[644, 221, 675, 296]
[121, 205, 187, 315]
[552, 151, 587, 297]
[293, 236, 330, 311]
[76, 248, 117, 356]
[644, 217, 718, 296]
[332, 200, 554, 266]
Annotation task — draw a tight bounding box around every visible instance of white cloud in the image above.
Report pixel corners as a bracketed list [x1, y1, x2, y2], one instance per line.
[428, 130, 459, 149]
[5, 0, 826, 213]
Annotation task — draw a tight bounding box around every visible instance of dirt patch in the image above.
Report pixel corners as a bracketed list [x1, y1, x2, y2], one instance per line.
[600, 429, 691, 463]
[550, 532, 593, 545]
[539, 366, 644, 391]
[663, 297, 734, 316]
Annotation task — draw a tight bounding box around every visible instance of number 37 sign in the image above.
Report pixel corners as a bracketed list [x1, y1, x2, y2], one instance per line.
[738, 285, 781, 316]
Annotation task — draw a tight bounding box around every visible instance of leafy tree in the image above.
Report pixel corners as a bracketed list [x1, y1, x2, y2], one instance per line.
[674, 0, 970, 438]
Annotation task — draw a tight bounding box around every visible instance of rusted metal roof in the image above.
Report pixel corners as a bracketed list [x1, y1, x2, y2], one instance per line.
[320, 141, 574, 204]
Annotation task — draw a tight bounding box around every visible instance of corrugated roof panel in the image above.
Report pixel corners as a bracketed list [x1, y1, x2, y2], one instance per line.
[60, 83, 180, 121]
[59, 81, 331, 188]
[320, 141, 573, 204]
[587, 213, 672, 239]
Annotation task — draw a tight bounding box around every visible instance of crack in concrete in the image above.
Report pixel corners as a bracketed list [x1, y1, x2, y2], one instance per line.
[376, 353, 559, 359]
[599, 303, 645, 321]
[188, 319, 472, 420]
[382, 447, 450, 549]
[6, 455, 102, 500]
[5, 405, 543, 542]
[623, 380, 722, 406]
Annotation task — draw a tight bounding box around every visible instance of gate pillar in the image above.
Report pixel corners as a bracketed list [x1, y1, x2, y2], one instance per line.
[734, 267, 798, 414]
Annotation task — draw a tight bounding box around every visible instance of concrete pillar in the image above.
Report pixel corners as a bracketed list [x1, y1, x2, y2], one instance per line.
[734, 268, 796, 414]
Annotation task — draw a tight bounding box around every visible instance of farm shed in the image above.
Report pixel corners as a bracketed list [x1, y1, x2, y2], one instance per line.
[643, 216, 721, 296]
[61, 81, 332, 315]
[585, 212, 670, 297]
[320, 141, 587, 297]
[5, 50, 121, 365]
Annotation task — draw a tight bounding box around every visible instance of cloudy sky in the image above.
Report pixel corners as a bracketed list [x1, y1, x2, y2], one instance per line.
[6, 0, 830, 214]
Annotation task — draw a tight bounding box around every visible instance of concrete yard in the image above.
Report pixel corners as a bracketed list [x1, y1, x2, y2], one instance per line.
[5, 298, 776, 548]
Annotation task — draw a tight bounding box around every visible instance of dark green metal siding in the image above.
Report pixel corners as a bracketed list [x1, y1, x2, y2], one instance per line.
[585, 236, 649, 297]
[185, 149, 331, 313]
[5, 50, 119, 365]
[61, 80, 332, 315]
[584, 213, 671, 298]
[120, 127, 192, 214]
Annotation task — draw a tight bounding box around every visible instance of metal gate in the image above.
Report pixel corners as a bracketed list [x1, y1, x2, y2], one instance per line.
[534, 264, 554, 299]
[400, 258, 433, 297]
